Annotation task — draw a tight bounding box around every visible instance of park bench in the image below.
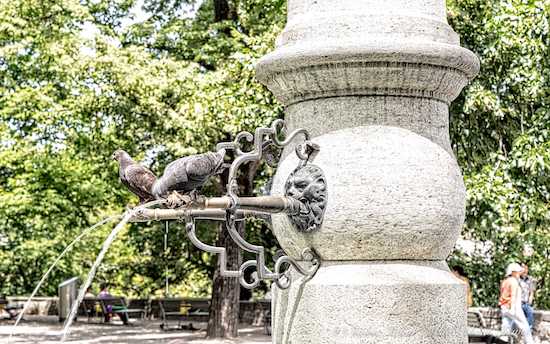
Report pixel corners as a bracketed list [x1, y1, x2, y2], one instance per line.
[158, 298, 210, 330]
[80, 298, 103, 323]
[467, 310, 518, 344]
[99, 297, 147, 323]
[127, 299, 150, 319]
[0, 298, 23, 321]
[184, 299, 210, 323]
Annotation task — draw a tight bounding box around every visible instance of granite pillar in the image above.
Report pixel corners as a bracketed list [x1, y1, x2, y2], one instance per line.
[255, 1, 479, 343]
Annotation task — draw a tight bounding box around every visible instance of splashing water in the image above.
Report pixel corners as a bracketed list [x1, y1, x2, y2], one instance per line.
[59, 211, 132, 342]
[7, 214, 122, 344]
[60, 200, 164, 342]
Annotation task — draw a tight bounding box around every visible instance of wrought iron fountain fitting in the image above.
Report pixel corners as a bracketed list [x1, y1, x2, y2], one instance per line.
[213, 119, 324, 288]
[129, 120, 325, 289]
[184, 217, 320, 289]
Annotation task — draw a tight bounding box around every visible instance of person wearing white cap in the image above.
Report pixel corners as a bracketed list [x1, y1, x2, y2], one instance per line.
[498, 262, 535, 344]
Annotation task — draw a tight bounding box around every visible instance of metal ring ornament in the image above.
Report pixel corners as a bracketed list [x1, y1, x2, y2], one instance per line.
[274, 258, 293, 290]
[226, 187, 239, 212]
[295, 144, 309, 161]
[186, 120, 323, 289]
[273, 248, 320, 289]
[270, 119, 310, 147]
[239, 260, 262, 289]
[276, 273, 291, 290]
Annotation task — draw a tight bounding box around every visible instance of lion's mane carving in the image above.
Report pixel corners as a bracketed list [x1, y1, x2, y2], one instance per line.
[284, 164, 327, 233]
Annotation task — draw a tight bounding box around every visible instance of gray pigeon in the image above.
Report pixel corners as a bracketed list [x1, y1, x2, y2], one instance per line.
[152, 149, 226, 203]
[112, 149, 157, 204]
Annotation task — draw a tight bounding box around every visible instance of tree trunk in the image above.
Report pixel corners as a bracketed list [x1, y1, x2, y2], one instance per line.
[206, 220, 243, 338]
[213, 0, 232, 22]
[207, 161, 259, 338]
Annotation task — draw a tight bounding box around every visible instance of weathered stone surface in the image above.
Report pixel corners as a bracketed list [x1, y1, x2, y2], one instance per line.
[257, 58, 476, 107]
[256, 0, 480, 106]
[273, 261, 468, 344]
[256, 0, 479, 343]
[286, 95, 453, 156]
[271, 125, 465, 261]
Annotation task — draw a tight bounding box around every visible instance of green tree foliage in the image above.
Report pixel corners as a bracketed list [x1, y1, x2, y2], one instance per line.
[123, 0, 286, 68]
[448, 0, 550, 309]
[1, 0, 548, 313]
[0, 0, 282, 298]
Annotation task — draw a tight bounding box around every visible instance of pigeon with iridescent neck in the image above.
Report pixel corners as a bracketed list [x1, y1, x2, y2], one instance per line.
[112, 149, 157, 204]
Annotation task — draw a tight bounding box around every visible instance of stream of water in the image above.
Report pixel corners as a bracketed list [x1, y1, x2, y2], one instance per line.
[60, 200, 164, 342]
[7, 214, 122, 344]
[59, 211, 133, 342]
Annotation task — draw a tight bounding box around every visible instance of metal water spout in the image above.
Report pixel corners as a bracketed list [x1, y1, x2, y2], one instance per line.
[255, 0, 479, 343]
[129, 119, 326, 289]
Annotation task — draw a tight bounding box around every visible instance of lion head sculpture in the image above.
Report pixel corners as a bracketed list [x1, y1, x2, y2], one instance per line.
[284, 164, 327, 233]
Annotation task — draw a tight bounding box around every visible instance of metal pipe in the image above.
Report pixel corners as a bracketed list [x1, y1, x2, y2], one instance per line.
[129, 208, 264, 222]
[203, 196, 300, 214]
[128, 195, 302, 223]
[237, 196, 301, 213]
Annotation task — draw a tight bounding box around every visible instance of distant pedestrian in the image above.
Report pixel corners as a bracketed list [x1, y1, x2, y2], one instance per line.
[98, 284, 111, 299]
[498, 263, 534, 344]
[84, 287, 95, 298]
[519, 263, 536, 330]
[452, 266, 473, 307]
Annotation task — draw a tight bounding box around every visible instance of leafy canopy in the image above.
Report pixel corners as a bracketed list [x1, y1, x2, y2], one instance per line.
[0, 0, 548, 310]
[448, 0, 549, 308]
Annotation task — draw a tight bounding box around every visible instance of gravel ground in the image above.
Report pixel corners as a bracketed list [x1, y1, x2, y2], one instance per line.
[0, 316, 271, 344]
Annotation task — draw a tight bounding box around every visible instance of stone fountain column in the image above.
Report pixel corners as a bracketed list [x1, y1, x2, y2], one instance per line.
[256, 1, 479, 343]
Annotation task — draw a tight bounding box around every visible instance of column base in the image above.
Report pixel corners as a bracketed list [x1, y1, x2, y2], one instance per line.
[272, 261, 467, 344]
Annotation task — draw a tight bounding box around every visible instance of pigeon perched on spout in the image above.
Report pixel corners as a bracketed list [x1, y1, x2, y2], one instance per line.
[112, 149, 157, 204]
[152, 149, 226, 207]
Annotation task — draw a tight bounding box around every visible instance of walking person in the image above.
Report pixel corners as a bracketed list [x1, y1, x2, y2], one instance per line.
[498, 263, 535, 344]
[520, 263, 536, 330]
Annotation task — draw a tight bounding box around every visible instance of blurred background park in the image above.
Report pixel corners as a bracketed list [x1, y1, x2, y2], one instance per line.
[0, 0, 548, 321]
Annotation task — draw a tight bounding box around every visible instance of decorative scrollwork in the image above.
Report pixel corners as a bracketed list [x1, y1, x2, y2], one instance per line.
[215, 120, 325, 288]
[122, 120, 323, 290]
[183, 218, 240, 278]
[144, 120, 325, 290]
[212, 121, 306, 285]
[271, 119, 310, 147]
[237, 248, 320, 290]
[273, 248, 320, 289]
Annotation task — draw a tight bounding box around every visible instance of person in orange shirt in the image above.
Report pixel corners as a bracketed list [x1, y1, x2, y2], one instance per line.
[498, 263, 534, 344]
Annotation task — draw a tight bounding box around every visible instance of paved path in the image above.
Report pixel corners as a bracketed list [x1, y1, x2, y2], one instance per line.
[0, 316, 271, 344]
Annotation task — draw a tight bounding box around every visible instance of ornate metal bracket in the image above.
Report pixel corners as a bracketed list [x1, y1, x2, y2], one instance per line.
[185, 217, 240, 278]
[212, 119, 324, 288]
[129, 120, 325, 289]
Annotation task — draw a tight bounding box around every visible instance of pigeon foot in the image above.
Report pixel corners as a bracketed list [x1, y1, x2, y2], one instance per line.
[188, 189, 200, 202]
[166, 192, 192, 209]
